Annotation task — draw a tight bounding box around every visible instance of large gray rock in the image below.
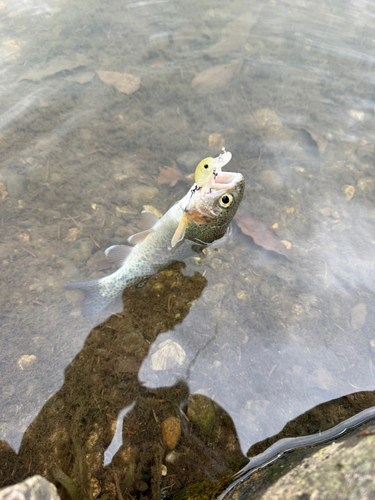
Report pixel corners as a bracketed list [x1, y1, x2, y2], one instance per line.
[223, 424, 375, 500]
[0, 475, 60, 500]
[257, 428, 375, 500]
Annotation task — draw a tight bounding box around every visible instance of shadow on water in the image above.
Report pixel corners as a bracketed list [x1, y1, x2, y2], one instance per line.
[0, 257, 375, 500]
[0, 263, 248, 499]
[0, 253, 374, 499]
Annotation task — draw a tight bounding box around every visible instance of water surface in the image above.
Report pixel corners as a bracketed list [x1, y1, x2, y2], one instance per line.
[1, 0, 375, 497]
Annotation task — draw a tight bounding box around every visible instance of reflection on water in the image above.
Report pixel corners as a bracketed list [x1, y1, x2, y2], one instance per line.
[1, 0, 375, 496]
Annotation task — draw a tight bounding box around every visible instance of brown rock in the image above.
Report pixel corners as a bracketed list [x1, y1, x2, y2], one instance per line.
[96, 70, 140, 95]
[160, 416, 181, 449]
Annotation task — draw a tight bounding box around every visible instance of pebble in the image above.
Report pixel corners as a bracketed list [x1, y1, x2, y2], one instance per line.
[152, 282, 164, 292]
[151, 340, 186, 371]
[356, 143, 375, 162]
[325, 132, 333, 141]
[292, 304, 303, 315]
[17, 354, 37, 370]
[58, 258, 79, 279]
[331, 222, 346, 233]
[131, 186, 159, 206]
[148, 32, 171, 51]
[50, 173, 63, 184]
[259, 170, 284, 192]
[2, 384, 15, 398]
[160, 416, 181, 449]
[115, 226, 131, 238]
[320, 207, 332, 217]
[253, 108, 283, 130]
[165, 451, 180, 464]
[210, 258, 222, 270]
[65, 228, 81, 243]
[135, 481, 148, 492]
[7, 174, 28, 198]
[29, 283, 45, 293]
[344, 185, 355, 201]
[357, 177, 375, 194]
[69, 238, 95, 263]
[349, 109, 365, 121]
[18, 220, 33, 229]
[90, 478, 101, 499]
[187, 394, 215, 436]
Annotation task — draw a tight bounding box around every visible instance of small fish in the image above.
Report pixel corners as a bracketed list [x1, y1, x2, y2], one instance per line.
[65, 155, 244, 316]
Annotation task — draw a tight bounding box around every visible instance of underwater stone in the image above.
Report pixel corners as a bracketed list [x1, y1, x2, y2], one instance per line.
[255, 425, 375, 500]
[6, 174, 28, 198]
[17, 354, 37, 370]
[259, 170, 284, 192]
[151, 340, 186, 371]
[187, 394, 215, 437]
[69, 238, 95, 263]
[130, 186, 159, 206]
[161, 416, 181, 449]
[357, 177, 375, 194]
[0, 475, 60, 500]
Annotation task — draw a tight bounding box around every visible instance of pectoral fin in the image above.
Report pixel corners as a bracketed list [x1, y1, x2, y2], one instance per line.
[171, 213, 188, 249]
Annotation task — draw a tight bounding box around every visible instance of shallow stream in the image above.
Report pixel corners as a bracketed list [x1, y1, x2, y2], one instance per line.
[1, 0, 375, 498]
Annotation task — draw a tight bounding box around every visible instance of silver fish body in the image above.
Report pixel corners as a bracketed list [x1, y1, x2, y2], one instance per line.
[65, 163, 244, 316]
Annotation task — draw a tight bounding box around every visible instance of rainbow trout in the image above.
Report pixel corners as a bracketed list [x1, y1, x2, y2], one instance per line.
[65, 151, 244, 316]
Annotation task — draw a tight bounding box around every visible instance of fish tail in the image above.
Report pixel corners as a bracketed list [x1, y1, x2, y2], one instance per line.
[64, 278, 123, 316]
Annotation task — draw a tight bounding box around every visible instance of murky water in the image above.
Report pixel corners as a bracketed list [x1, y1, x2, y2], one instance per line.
[1, 0, 375, 497]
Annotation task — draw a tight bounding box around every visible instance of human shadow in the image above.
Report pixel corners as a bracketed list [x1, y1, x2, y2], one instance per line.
[0, 262, 246, 500]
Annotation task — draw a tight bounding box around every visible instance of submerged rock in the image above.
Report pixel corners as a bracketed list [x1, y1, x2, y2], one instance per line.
[259, 170, 283, 192]
[0, 475, 60, 500]
[6, 174, 28, 199]
[161, 416, 181, 449]
[187, 394, 215, 437]
[151, 340, 186, 371]
[69, 238, 95, 264]
[256, 426, 375, 500]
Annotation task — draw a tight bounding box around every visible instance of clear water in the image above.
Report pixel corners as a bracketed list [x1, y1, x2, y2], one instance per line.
[1, 0, 375, 497]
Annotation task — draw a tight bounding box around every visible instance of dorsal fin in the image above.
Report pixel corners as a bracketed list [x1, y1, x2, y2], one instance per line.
[140, 210, 160, 231]
[128, 228, 153, 245]
[105, 245, 133, 268]
[171, 213, 188, 250]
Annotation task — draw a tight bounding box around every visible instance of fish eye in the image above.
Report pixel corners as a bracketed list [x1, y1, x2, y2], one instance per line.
[204, 164, 209, 169]
[219, 193, 233, 208]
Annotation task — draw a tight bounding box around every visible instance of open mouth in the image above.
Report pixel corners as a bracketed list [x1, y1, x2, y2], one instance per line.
[214, 170, 243, 186]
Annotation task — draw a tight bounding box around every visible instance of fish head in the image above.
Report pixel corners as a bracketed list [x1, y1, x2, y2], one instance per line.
[186, 166, 244, 244]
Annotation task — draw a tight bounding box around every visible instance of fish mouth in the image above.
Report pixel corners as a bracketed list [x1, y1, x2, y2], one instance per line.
[213, 170, 243, 187]
[207, 168, 244, 194]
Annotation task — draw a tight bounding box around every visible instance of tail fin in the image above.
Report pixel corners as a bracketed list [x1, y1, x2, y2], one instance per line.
[64, 278, 123, 316]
